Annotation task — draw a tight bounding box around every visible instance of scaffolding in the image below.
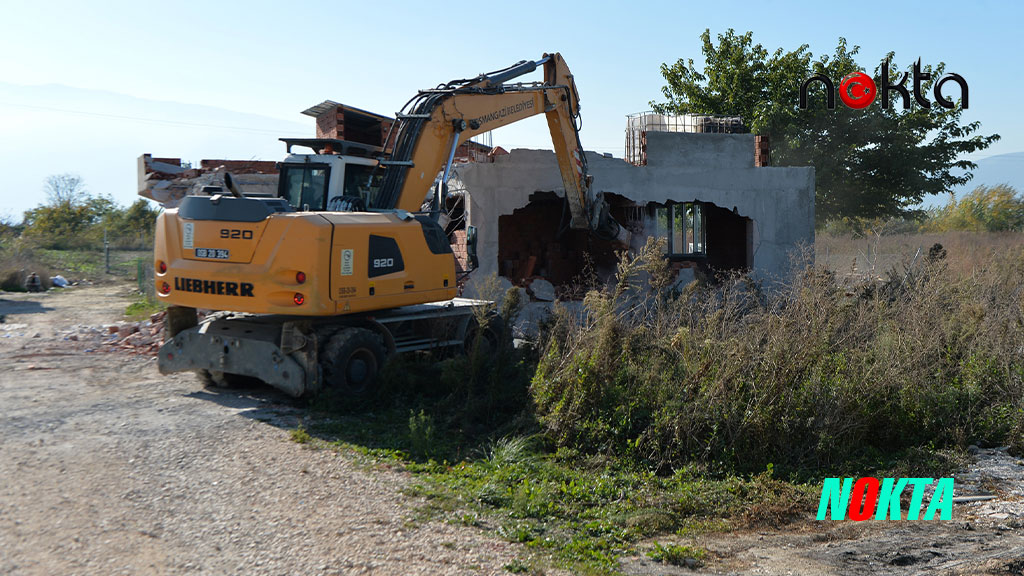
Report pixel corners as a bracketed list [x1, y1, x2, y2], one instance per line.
[625, 112, 746, 166]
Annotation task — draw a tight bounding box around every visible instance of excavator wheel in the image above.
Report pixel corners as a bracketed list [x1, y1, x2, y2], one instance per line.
[464, 313, 505, 357]
[197, 369, 261, 389]
[321, 328, 387, 397]
[198, 369, 230, 389]
[164, 305, 198, 340]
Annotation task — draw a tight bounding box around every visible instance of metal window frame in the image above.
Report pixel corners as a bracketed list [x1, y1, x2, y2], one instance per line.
[653, 201, 706, 260]
[277, 163, 333, 211]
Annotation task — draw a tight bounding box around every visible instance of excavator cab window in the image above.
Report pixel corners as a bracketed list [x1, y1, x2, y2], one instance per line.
[343, 164, 384, 208]
[279, 164, 330, 211]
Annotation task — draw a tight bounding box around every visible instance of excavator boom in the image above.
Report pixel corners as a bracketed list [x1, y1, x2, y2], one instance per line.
[377, 53, 628, 245]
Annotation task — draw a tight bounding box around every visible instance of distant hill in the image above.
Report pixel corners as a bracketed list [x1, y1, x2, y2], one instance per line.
[920, 151, 1024, 208]
[958, 152, 1024, 193]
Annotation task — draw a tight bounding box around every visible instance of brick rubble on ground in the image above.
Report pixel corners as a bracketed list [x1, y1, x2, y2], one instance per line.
[103, 311, 166, 356]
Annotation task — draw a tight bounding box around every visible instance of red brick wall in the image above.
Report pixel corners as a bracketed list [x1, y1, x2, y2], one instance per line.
[316, 113, 338, 140]
[451, 229, 469, 273]
[199, 160, 278, 174]
[755, 135, 771, 167]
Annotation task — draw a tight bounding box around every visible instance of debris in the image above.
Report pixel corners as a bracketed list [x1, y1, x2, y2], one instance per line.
[528, 278, 556, 301]
[953, 495, 998, 503]
[100, 316, 166, 356]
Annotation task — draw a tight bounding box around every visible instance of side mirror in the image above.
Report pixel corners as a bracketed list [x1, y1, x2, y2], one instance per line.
[466, 225, 479, 271]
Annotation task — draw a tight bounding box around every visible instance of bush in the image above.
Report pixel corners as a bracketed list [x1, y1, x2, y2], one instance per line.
[924, 184, 1024, 232]
[21, 174, 160, 250]
[0, 238, 53, 292]
[532, 238, 1024, 475]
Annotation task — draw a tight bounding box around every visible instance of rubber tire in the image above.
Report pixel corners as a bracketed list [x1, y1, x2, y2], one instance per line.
[198, 369, 228, 389]
[198, 370, 260, 389]
[321, 328, 387, 397]
[464, 314, 504, 357]
[164, 305, 198, 339]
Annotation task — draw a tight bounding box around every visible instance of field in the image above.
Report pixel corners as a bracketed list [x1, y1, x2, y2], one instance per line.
[817, 229, 1024, 277]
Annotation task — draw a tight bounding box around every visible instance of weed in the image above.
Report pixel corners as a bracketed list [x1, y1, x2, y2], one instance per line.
[457, 513, 481, 527]
[124, 294, 165, 319]
[503, 558, 531, 573]
[647, 541, 707, 567]
[290, 426, 312, 445]
[408, 410, 437, 459]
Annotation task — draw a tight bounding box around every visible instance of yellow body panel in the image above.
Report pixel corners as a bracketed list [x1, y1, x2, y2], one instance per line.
[154, 209, 457, 316]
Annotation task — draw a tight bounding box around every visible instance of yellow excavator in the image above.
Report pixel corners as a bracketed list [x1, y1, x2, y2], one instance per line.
[155, 53, 628, 396]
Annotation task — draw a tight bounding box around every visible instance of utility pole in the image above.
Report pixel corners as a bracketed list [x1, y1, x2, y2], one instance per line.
[104, 228, 110, 274]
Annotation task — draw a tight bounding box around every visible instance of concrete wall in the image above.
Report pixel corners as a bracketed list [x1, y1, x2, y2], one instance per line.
[456, 130, 815, 288]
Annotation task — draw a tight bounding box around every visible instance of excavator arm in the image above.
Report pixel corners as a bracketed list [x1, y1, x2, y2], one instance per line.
[375, 53, 629, 246]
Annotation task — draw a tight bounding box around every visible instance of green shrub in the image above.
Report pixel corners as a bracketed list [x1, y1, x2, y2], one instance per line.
[409, 410, 437, 459]
[924, 184, 1024, 232]
[532, 238, 1024, 475]
[647, 542, 707, 567]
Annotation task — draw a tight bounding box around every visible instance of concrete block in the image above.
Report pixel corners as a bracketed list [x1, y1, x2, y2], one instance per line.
[529, 278, 556, 301]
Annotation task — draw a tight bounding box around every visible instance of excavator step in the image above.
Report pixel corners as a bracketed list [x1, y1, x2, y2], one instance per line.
[392, 336, 465, 353]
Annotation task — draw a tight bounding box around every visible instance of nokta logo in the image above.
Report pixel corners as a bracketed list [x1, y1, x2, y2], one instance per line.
[800, 59, 968, 110]
[817, 477, 953, 521]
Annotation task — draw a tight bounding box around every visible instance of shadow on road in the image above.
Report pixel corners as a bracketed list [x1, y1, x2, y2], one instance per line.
[185, 383, 308, 428]
[0, 298, 55, 318]
[180, 349, 534, 463]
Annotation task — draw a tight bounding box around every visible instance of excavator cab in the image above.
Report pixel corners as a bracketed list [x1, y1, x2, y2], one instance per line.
[276, 139, 386, 212]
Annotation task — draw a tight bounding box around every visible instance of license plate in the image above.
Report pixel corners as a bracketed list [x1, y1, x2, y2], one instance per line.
[194, 248, 230, 260]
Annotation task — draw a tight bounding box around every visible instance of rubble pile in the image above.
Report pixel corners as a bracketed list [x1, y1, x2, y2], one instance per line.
[103, 311, 166, 355]
[957, 446, 1024, 521]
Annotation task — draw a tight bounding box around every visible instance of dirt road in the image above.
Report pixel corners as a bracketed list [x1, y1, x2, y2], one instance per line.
[3, 284, 1023, 576]
[0, 285, 516, 575]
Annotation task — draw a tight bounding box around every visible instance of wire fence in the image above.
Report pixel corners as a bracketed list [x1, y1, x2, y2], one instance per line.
[137, 257, 155, 300]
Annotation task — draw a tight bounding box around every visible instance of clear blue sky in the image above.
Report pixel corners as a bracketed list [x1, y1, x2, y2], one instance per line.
[0, 0, 1019, 218]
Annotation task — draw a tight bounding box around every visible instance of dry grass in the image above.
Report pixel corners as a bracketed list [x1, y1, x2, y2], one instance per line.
[817, 229, 1024, 278]
[532, 233, 1024, 476]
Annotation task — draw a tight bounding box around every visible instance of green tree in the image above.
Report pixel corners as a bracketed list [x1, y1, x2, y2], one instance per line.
[23, 174, 120, 248]
[924, 184, 1024, 232]
[652, 29, 1000, 223]
[102, 198, 161, 248]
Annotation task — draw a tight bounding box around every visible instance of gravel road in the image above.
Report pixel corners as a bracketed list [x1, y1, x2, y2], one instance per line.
[0, 284, 517, 575]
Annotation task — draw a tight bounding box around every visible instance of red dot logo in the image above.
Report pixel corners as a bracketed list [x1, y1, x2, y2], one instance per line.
[839, 72, 876, 109]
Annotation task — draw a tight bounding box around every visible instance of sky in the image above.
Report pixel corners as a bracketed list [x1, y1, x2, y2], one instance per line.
[0, 0, 1020, 219]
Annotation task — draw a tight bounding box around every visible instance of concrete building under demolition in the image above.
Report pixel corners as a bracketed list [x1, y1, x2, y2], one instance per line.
[453, 113, 815, 299]
[139, 105, 814, 301]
